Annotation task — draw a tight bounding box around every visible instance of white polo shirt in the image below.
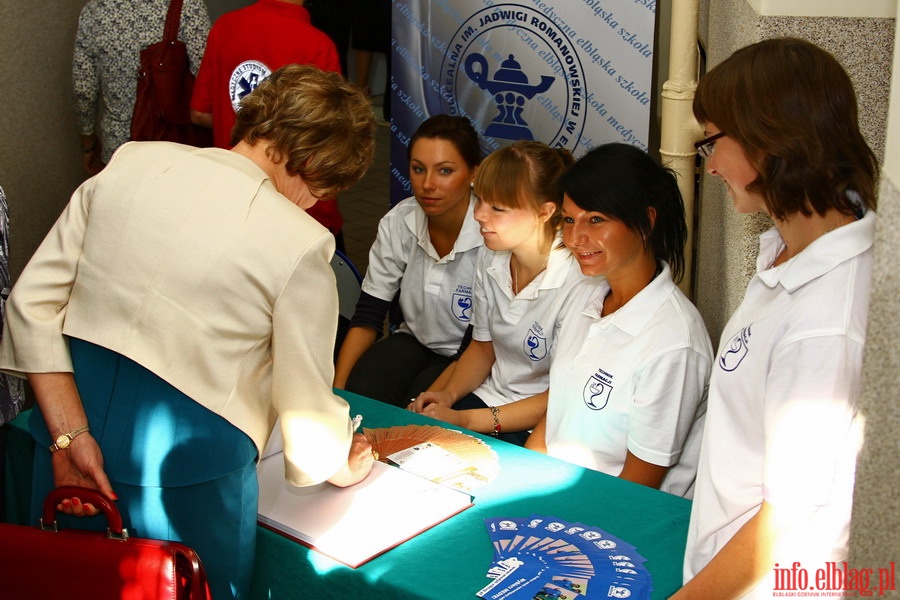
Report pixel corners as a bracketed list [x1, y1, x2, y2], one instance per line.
[361, 195, 483, 357]
[684, 210, 875, 597]
[544, 264, 713, 498]
[471, 235, 587, 407]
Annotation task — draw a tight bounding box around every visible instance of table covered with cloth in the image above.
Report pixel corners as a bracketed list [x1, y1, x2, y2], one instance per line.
[5, 390, 690, 599]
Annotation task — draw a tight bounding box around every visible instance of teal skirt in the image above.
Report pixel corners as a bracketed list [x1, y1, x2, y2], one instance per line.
[30, 338, 258, 599]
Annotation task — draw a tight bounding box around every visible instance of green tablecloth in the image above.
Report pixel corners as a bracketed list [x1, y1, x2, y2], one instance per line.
[5, 390, 691, 599]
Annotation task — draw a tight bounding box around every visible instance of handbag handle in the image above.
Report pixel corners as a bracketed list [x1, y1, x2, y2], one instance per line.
[41, 486, 212, 598]
[41, 486, 126, 538]
[162, 0, 185, 44]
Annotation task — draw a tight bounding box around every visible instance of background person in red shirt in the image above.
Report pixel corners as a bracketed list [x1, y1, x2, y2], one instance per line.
[191, 0, 348, 249]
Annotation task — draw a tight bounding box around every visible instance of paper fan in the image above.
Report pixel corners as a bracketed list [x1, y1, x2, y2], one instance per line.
[364, 425, 500, 492]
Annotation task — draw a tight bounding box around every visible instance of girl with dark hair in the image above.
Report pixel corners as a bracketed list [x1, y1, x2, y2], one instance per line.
[334, 115, 484, 405]
[408, 141, 584, 446]
[678, 38, 877, 598]
[414, 143, 712, 490]
[527, 143, 712, 496]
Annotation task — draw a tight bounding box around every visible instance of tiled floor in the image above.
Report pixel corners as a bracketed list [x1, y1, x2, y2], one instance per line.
[336, 95, 392, 278]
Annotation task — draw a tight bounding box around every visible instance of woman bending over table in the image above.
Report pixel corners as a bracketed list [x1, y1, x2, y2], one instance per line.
[426, 144, 712, 498]
[334, 115, 483, 406]
[409, 140, 584, 446]
[675, 38, 877, 598]
[0, 65, 377, 599]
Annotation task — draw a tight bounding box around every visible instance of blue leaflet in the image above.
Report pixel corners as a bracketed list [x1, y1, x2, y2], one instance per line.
[478, 515, 653, 600]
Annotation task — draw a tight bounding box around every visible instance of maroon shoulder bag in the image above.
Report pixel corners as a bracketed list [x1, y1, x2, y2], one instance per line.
[130, 0, 211, 146]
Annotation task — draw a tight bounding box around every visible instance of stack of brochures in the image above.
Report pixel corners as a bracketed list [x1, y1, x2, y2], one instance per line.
[477, 514, 653, 599]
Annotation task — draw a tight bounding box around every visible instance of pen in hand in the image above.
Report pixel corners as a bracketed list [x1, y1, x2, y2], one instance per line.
[351, 414, 378, 461]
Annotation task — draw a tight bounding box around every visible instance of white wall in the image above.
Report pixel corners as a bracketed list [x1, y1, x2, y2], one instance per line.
[746, 0, 895, 18]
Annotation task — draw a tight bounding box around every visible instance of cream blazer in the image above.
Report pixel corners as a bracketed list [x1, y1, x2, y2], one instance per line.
[0, 142, 352, 486]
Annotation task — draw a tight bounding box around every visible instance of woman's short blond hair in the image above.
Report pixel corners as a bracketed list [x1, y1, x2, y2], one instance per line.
[232, 64, 376, 198]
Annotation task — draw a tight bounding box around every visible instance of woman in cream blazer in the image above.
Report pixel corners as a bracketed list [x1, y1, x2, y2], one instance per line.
[0, 65, 376, 599]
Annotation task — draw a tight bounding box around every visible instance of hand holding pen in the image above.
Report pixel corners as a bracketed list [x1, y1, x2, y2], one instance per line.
[352, 414, 378, 461]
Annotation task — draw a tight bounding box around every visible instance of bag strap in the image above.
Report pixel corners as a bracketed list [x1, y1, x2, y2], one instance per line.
[162, 0, 186, 43]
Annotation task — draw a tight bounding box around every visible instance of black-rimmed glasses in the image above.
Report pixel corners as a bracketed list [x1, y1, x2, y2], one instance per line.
[694, 132, 725, 158]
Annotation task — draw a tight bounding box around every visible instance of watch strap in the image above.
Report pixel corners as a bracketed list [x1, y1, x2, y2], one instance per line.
[48, 424, 91, 453]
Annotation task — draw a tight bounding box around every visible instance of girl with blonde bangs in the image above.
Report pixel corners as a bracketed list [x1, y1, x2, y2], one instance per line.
[409, 141, 585, 446]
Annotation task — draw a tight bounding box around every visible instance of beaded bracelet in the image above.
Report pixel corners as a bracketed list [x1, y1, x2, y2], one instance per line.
[489, 406, 501, 437]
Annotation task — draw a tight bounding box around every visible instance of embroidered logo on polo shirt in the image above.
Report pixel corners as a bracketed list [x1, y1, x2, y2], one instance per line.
[229, 60, 272, 112]
[451, 288, 473, 322]
[523, 327, 547, 361]
[584, 371, 613, 411]
[719, 324, 752, 372]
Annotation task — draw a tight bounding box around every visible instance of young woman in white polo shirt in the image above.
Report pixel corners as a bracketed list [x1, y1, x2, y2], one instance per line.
[531, 144, 712, 497]
[422, 143, 713, 490]
[334, 115, 483, 406]
[674, 39, 878, 599]
[409, 141, 584, 446]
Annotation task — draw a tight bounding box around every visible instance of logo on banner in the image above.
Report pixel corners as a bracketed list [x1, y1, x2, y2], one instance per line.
[584, 371, 613, 410]
[439, 4, 587, 152]
[229, 60, 271, 112]
[464, 53, 553, 141]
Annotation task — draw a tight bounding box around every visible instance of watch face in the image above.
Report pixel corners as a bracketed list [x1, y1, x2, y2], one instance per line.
[55, 434, 70, 449]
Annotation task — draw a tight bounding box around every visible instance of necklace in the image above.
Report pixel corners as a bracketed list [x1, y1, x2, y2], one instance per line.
[602, 261, 662, 316]
[512, 258, 518, 295]
[825, 212, 856, 234]
[511, 253, 550, 295]
[774, 211, 858, 267]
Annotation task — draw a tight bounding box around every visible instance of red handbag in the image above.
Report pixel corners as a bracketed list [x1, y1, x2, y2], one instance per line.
[0, 486, 210, 599]
[130, 0, 211, 146]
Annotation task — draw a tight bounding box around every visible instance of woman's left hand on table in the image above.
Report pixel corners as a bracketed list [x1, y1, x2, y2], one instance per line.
[419, 403, 465, 427]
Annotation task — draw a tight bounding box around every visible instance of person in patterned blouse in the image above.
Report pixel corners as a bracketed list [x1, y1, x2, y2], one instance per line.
[72, 0, 210, 175]
[0, 185, 24, 523]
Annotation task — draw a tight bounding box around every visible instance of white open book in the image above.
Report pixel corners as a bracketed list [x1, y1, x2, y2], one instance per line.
[256, 449, 473, 568]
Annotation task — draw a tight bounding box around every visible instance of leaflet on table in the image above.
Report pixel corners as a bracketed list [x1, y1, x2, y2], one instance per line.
[387, 441, 491, 494]
[256, 451, 473, 568]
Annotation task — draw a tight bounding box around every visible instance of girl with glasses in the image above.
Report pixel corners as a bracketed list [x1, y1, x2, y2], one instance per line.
[677, 38, 878, 599]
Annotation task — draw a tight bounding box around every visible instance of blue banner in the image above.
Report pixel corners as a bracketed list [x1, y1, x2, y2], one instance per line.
[390, 0, 656, 202]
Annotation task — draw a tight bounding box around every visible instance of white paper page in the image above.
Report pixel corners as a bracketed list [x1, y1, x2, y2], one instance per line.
[257, 452, 473, 568]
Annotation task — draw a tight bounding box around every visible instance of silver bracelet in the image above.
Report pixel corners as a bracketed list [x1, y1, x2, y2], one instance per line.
[489, 406, 501, 437]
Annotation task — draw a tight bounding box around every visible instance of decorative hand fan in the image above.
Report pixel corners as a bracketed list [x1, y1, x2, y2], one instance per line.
[364, 425, 500, 492]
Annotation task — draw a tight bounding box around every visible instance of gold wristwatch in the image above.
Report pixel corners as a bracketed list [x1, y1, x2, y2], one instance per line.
[49, 425, 91, 453]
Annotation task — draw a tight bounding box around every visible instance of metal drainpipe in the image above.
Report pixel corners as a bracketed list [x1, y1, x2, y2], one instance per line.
[659, 0, 703, 298]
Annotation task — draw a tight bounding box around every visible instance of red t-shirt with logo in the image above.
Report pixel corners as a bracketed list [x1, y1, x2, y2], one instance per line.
[191, 0, 344, 232]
